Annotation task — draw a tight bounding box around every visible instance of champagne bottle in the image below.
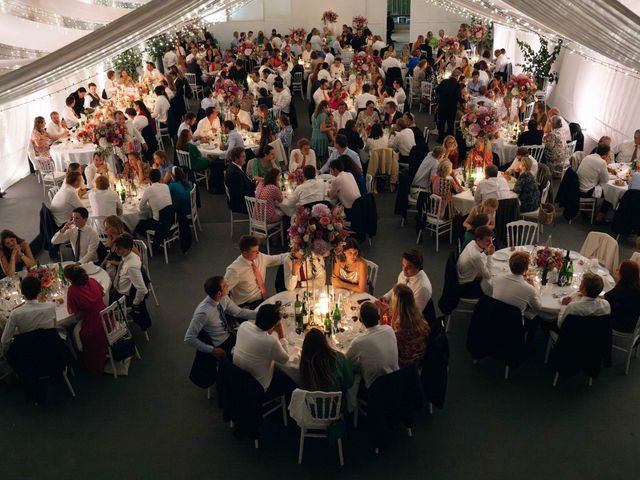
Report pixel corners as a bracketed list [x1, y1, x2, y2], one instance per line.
[332, 302, 341, 332]
[300, 299, 308, 328]
[324, 312, 332, 336]
[294, 294, 303, 333]
[57, 262, 65, 283]
[566, 251, 574, 285]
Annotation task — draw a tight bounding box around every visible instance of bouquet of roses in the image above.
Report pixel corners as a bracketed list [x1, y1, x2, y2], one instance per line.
[238, 40, 257, 57]
[94, 119, 126, 148]
[322, 10, 338, 23]
[438, 36, 460, 55]
[76, 124, 95, 144]
[460, 104, 502, 142]
[214, 79, 244, 105]
[507, 73, 537, 99]
[470, 23, 488, 41]
[288, 204, 350, 258]
[535, 247, 564, 270]
[27, 265, 54, 290]
[352, 16, 368, 30]
[290, 27, 307, 41]
[350, 52, 380, 74]
[287, 168, 305, 186]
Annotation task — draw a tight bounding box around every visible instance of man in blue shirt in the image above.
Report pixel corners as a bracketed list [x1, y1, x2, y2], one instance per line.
[221, 120, 245, 161]
[319, 134, 362, 174]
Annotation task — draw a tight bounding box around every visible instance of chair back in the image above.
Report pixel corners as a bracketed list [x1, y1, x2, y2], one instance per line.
[366, 259, 379, 294]
[35, 156, 55, 175]
[189, 185, 198, 218]
[185, 72, 197, 89]
[525, 144, 545, 163]
[365, 174, 373, 193]
[47, 185, 60, 203]
[420, 81, 432, 99]
[524, 102, 534, 121]
[133, 239, 152, 281]
[566, 140, 578, 158]
[269, 138, 288, 167]
[292, 71, 303, 87]
[540, 181, 551, 204]
[426, 193, 445, 221]
[100, 296, 129, 346]
[300, 390, 343, 425]
[570, 151, 587, 171]
[176, 150, 192, 169]
[506, 220, 538, 247]
[579, 231, 619, 273]
[245, 196, 269, 231]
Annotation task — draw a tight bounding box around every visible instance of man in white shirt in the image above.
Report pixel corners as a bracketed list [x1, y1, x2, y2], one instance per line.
[225, 235, 288, 309]
[138, 169, 172, 221]
[248, 71, 268, 97]
[51, 207, 100, 263]
[577, 144, 613, 223]
[184, 276, 256, 360]
[330, 58, 346, 80]
[63, 96, 79, 129]
[163, 48, 177, 69]
[317, 63, 333, 83]
[381, 53, 402, 72]
[50, 171, 84, 226]
[332, 103, 353, 131]
[558, 272, 610, 327]
[392, 79, 406, 110]
[346, 302, 399, 388]
[84, 153, 113, 189]
[493, 49, 508, 74]
[279, 63, 292, 88]
[474, 165, 511, 204]
[194, 107, 221, 141]
[457, 226, 495, 297]
[46, 111, 68, 140]
[301, 43, 313, 62]
[233, 304, 296, 396]
[225, 104, 252, 131]
[354, 84, 378, 110]
[272, 80, 291, 115]
[177, 112, 197, 138]
[283, 248, 326, 291]
[320, 134, 362, 174]
[505, 147, 538, 177]
[412, 146, 445, 191]
[152, 86, 170, 125]
[125, 107, 149, 132]
[323, 47, 335, 65]
[0, 276, 57, 353]
[328, 158, 361, 210]
[391, 118, 416, 162]
[472, 85, 494, 108]
[378, 250, 433, 312]
[279, 166, 326, 215]
[491, 251, 541, 315]
[312, 79, 331, 106]
[613, 129, 640, 163]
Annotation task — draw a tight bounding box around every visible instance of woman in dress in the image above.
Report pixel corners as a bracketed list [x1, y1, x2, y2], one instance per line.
[332, 238, 368, 293]
[255, 168, 283, 224]
[465, 138, 493, 170]
[605, 260, 640, 333]
[175, 129, 210, 173]
[364, 123, 388, 160]
[64, 264, 107, 376]
[311, 101, 331, 162]
[289, 139, 317, 172]
[300, 328, 354, 393]
[257, 104, 279, 135]
[461, 212, 489, 250]
[0, 230, 36, 277]
[328, 80, 348, 110]
[431, 160, 463, 219]
[276, 115, 293, 153]
[31, 116, 51, 158]
[391, 284, 430, 366]
[463, 197, 498, 232]
[513, 155, 540, 213]
[168, 166, 193, 216]
[356, 101, 382, 136]
[542, 115, 567, 168]
[375, 77, 387, 102]
[248, 145, 278, 181]
[123, 153, 151, 184]
[443, 135, 460, 169]
[459, 57, 473, 79]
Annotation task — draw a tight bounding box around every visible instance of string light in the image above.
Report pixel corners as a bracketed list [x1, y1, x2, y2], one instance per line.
[0, 43, 47, 60]
[0, 0, 107, 31]
[81, 0, 142, 8]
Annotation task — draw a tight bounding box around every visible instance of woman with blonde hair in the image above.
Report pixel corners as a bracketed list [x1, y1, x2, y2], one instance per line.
[465, 138, 493, 169]
[391, 284, 430, 366]
[101, 216, 140, 278]
[431, 160, 463, 219]
[31, 116, 51, 158]
[463, 197, 498, 232]
[443, 135, 460, 168]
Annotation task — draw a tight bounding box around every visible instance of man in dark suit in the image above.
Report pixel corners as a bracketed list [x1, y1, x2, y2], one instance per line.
[351, 31, 364, 51]
[224, 147, 255, 214]
[435, 68, 462, 142]
[187, 58, 204, 86]
[71, 87, 87, 117]
[516, 119, 544, 146]
[403, 112, 426, 147]
[382, 102, 402, 128]
[338, 120, 364, 153]
[229, 60, 247, 87]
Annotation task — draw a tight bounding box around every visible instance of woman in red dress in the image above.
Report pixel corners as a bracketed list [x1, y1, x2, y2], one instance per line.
[65, 264, 108, 375]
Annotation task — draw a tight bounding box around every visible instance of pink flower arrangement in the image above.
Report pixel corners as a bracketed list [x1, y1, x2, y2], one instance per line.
[214, 79, 244, 105]
[287, 168, 305, 186]
[470, 23, 488, 40]
[77, 120, 126, 148]
[322, 10, 338, 23]
[535, 247, 564, 270]
[27, 266, 55, 290]
[238, 40, 257, 57]
[507, 73, 537, 99]
[352, 16, 368, 30]
[460, 104, 502, 142]
[438, 36, 460, 55]
[288, 204, 349, 258]
[350, 52, 381, 74]
[290, 27, 307, 40]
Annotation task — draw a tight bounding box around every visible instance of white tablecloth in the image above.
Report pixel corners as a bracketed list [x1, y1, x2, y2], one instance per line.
[492, 139, 519, 166]
[50, 143, 96, 171]
[82, 185, 151, 231]
[452, 189, 519, 216]
[197, 132, 260, 158]
[55, 263, 112, 328]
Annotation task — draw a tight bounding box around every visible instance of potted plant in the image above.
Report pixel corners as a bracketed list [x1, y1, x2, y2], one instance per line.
[516, 36, 563, 90]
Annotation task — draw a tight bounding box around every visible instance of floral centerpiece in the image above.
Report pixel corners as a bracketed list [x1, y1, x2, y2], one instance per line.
[506, 73, 537, 99]
[287, 168, 305, 186]
[27, 265, 56, 300]
[290, 28, 307, 41]
[76, 119, 126, 156]
[438, 36, 460, 55]
[214, 79, 244, 107]
[322, 10, 338, 24]
[470, 23, 488, 41]
[288, 204, 349, 259]
[238, 40, 257, 58]
[535, 247, 564, 271]
[352, 15, 368, 30]
[459, 104, 502, 143]
[350, 52, 381, 74]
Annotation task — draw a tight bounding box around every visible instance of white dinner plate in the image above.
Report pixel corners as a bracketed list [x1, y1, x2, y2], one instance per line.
[493, 250, 510, 261]
[80, 262, 100, 275]
[589, 265, 609, 276]
[569, 251, 581, 261]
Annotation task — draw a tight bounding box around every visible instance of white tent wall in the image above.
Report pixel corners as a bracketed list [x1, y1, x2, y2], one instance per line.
[409, 0, 467, 42]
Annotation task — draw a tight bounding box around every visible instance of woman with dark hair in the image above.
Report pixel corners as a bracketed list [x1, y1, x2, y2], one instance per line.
[258, 123, 275, 154]
[342, 155, 366, 195]
[175, 128, 210, 172]
[248, 144, 277, 181]
[0, 230, 36, 277]
[311, 100, 331, 161]
[255, 168, 283, 224]
[332, 238, 368, 293]
[276, 115, 293, 152]
[152, 85, 171, 128]
[134, 100, 156, 135]
[65, 264, 107, 375]
[300, 328, 354, 392]
[356, 101, 381, 135]
[605, 260, 640, 333]
[391, 284, 430, 366]
[168, 166, 194, 215]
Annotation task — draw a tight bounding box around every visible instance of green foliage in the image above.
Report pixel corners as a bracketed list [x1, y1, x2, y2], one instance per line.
[516, 36, 563, 86]
[145, 34, 172, 61]
[113, 48, 143, 81]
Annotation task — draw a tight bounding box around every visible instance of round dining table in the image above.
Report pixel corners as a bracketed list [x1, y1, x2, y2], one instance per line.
[50, 142, 97, 172]
[81, 182, 152, 232]
[602, 162, 632, 207]
[451, 173, 519, 216]
[197, 131, 261, 158]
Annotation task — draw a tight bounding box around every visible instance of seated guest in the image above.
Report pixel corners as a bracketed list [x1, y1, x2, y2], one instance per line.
[233, 304, 295, 395]
[466, 138, 493, 170]
[280, 165, 325, 211]
[64, 264, 107, 375]
[255, 168, 283, 224]
[457, 225, 495, 298]
[516, 119, 543, 146]
[175, 128, 210, 173]
[382, 101, 401, 128]
[126, 107, 148, 132]
[50, 171, 84, 226]
[284, 247, 326, 291]
[100, 216, 140, 279]
[463, 198, 498, 232]
[505, 147, 538, 177]
[605, 260, 640, 333]
[558, 273, 610, 327]
[356, 100, 382, 134]
[46, 111, 68, 141]
[168, 167, 193, 215]
[391, 118, 416, 163]
[461, 213, 489, 251]
[111, 234, 151, 332]
[431, 160, 464, 218]
[576, 144, 611, 223]
[332, 238, 368, 293]
[491, 252, 541, 315]
[0, 230, 36, 277]
[276, 115, 293, 153]
[226, 103, 252, 131]
[143, 62, 164, 83]
[123, 153, 150, 184]
[403, 112, 426, 146]
[89, 175, 122, 217]
[443, 135, 460, 168]
[338, 120, 364, 154]
[327, 158, 361, 211]
[31, 116, 52, 158]
[389, 284, 430, 366]
[346, 302, 399, 389]
[289, 139, 317, 173]
[248, 145, 278, 181]
[220, 121, 246, 161]
[184, 276, 256, 359]
[63, 96, 80, 128]
[466, 70, 484, 96]
[513, 155, 540, 213]
[135, 169, 173, 241]
[272, 81, 292, 116]
[224, 147, 255, 214]
[333, 102, 353, 131]
[413, 146, 445, 191]
[542, 115, 568, 167]
[177, 112, 197, 138]
[379, 249, 433, 312]
[300, 328, 354, 393]
[84, 83, 101, 109]
[151, 150, 174, 184]
[364, 123, 388, 159]
[613, 129, 640, 163]
[51, 207, 100, 263]
[320, 134, 362, 174]
[474, 164, 510, 204]
[85, 153, 113, 189]
[225, 235, 287, 309]
[0, 276, 56, 352]
[342, 156, 367, 195]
